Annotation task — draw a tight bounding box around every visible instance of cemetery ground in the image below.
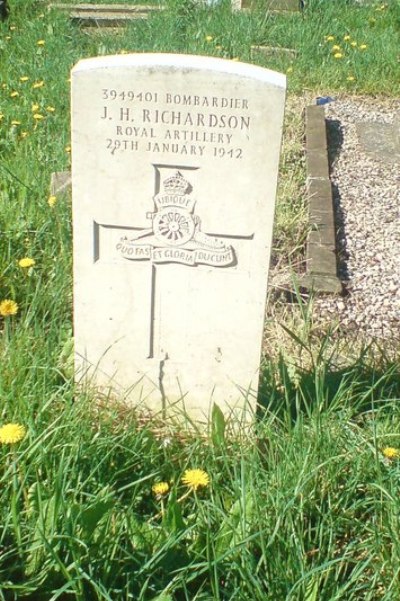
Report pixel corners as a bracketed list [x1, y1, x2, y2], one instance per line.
[1, 0, 400, 599]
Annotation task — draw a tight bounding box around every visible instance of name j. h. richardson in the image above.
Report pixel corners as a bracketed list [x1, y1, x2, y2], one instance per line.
[101, 106, 251, 131]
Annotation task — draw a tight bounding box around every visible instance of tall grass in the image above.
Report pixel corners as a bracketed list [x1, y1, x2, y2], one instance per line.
[1, 355, 400, 599]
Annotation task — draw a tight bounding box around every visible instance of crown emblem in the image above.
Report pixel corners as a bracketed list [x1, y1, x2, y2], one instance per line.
[163, 171, 192, 196]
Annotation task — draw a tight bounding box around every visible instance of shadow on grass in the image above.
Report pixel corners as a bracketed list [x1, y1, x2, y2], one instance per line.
[258, 345, 400, 423]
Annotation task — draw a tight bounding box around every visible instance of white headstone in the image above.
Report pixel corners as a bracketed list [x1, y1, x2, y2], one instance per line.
[71, 54, 286, 425]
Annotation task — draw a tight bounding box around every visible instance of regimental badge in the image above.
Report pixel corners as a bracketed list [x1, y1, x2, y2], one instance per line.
[116, 171, 235, 267]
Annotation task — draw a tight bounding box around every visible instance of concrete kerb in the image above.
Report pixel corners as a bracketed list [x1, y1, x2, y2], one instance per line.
[301, 105, 342, 294]
[48, 3, 163, 27]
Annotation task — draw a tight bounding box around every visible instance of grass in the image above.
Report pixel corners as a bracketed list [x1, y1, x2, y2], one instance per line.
[1, 0, 400, 598]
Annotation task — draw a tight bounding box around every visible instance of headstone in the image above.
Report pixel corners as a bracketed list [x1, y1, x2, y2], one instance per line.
[71, 54, 286, 425]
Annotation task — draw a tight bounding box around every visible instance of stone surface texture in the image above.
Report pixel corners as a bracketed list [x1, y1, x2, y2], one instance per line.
[304, 105, 341, 294]
[238, 0, 300, 11]
[49, 4, 161, 26]
[315, 96, 400, 341]
[71, 54, 286, 423]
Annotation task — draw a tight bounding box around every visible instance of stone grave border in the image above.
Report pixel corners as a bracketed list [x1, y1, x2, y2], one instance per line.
[234, 0, 301, 11]
[301, 105, 342, 294]
[48, 3, 163, 26]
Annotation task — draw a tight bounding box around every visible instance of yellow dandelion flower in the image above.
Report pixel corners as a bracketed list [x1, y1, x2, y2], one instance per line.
[205, 35, 213, 42]
[332, 45, 341, 52]
[347, 75, 355, 81]
[31, 103, 39, 112]
[10, 91, 19, 98]
[18, 257, 35, 268]
[359, 44, 367, 50]
[0, 299, 18, 317]
[333, 52, 343, 59]
[5, 35, 11, 41]
[20, 132, 29, 139]
[9, 25, 16, 31]
[65, 145, 71, 153]
[382, 447, 400, 459]
[46, 106, 55, 112]
[286, 66, 293, 73]
[36, 39, 45, 46]
[11, 120, 21, 126]
[19, 76, 29, 82]
[32, 80, 44, 89]
[152, 481, 170, 497]
[182, 468, 210, 491]
[325, 35, 335, 42]
[343, 35, 351, 41]
[48, 195, 57, 207]
[0, 113, 3, 121]
[33, 113, 44, 120]
[0, 423, 26, 444]
[350, 41, 357, 47]
[215, 45, 222, 50]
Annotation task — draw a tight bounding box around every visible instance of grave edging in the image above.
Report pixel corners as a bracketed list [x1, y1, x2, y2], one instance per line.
[301, 104, 342, 294]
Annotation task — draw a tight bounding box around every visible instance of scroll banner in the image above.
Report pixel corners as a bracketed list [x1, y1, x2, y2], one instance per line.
[116, 241, 234, 267]
[154, 193, 196, 213]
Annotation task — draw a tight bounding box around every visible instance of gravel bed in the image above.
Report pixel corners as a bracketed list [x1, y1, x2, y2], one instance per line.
[315, 96, 400, 342]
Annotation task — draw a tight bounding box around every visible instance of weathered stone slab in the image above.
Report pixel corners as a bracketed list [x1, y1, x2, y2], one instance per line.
[250, 45, 297, 61]
[50, 171, 71, 196]
[303, 105, 341, 294]
[71, 54, 286, 425]
[356, 118, 400, 163]
[49, 4, 162, 26]
[307, 234, 337, 273]
[237, 0, 301, 11]
[306, 149, 330, 180]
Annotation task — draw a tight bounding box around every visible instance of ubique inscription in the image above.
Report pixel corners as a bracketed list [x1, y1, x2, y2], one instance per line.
[100, 90, 250, 158]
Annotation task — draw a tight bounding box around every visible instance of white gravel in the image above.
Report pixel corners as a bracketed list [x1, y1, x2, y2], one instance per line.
[315, 96, 400, 342]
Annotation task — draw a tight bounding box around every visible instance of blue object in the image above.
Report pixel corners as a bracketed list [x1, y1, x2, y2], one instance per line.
[316, 96, 336, 106]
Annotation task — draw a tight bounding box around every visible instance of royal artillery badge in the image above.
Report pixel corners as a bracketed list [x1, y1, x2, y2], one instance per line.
[116, 171, 235, 267]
